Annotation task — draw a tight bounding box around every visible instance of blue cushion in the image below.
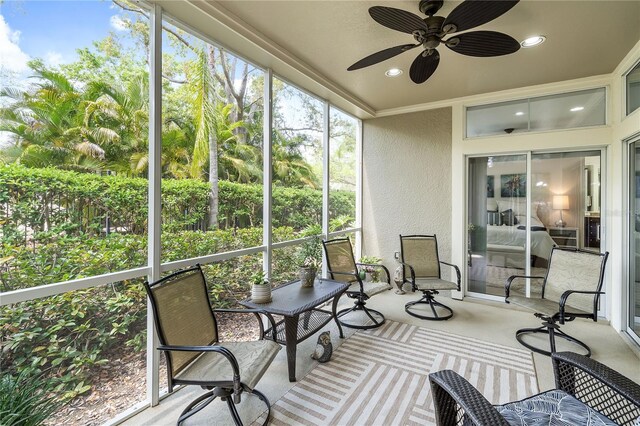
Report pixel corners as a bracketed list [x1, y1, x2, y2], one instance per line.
[495, 389, 617, 426]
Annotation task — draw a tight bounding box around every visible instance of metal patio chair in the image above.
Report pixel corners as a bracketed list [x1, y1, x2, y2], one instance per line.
[143, 265, 281, 425]
[322, 237, 391, 329]
[399, 234, 461, 320]
[505, 247, 609, 357]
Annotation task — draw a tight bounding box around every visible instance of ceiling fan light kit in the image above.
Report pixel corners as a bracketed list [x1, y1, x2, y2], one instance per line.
[348, 0, 521, 84]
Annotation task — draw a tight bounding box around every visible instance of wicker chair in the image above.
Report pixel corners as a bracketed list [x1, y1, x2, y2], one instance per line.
[429, 351, 640, 426]
[505, 247, 609, 357]
[322, 237, 391, 329]
[143, 265, 281, 425]
[399, 234, 461, 320]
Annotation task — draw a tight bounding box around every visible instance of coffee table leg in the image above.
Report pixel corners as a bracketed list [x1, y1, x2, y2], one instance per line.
[332, 294, 345, 339]
[284, 315, 299, 382]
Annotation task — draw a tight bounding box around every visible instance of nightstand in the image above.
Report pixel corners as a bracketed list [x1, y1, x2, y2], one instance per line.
[549, 227, 579, 248]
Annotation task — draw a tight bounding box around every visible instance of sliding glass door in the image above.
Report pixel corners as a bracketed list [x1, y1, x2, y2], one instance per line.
[468, 155, 527, 296]
[467, 150, 603, 300]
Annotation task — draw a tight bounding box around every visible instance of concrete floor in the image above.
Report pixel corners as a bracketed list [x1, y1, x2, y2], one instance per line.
[123, 289, 640, 426]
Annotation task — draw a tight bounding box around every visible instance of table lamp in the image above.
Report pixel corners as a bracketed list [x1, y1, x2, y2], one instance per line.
[553, 195, 569, 227]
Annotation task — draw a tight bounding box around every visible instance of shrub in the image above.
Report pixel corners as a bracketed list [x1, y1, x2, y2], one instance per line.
[0, 370, 63, 426]
[0, 226, 302, 399]
[0, 164, 355, 244]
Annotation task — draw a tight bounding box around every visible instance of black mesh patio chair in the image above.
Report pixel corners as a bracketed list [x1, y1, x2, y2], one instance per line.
[143, 265, 281, 425]
[322, 237, 391, 329]
[399, 234, 461, 320]
[505, 247, 609, 357]
[428, 351, 640, 426]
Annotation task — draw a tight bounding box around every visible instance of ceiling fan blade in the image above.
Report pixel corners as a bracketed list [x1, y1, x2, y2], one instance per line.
[409, 50, 440, 84]
[348, 44, 420, 71]
[443, 0, 519, 33]
[446, 31, 520, 57]
[369, 6, 427, 34]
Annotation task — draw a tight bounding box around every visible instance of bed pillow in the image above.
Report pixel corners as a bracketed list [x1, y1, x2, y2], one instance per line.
[500, 209, 518, 226]
[496, 199, 542, 222]
[516, 215, 544, 227]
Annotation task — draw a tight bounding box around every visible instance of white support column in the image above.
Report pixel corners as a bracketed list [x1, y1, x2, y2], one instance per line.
[263, 69, 273, 280]
[525, 151, 532, 298]
[355, 119, 363, 260]
[146, 3, 162, 407]
[322, 102, 330, 277]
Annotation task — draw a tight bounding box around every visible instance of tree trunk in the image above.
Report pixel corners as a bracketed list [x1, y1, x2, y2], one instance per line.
[206, 45, 219, 230]
[208, 132, 219, 230]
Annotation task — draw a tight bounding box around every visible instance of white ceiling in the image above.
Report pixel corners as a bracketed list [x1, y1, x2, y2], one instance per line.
[214, 0, 640, 114]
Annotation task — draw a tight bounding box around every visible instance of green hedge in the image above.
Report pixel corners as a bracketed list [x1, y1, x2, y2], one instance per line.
[0, 165, 355, 244]
[0, 226, 302, 400]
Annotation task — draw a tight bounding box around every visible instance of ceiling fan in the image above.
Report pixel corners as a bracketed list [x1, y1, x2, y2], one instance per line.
[348, 0, 521, 84]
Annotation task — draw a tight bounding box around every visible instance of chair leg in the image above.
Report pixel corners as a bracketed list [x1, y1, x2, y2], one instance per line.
[515, 319, 591, 357]
[252, 389, 272, 426]
[405, 291, 453, 321]
[177, 387, 271, 426]
[337, 299, 385, 330]
[226, 396, 243, 426]
[177, 390, 216, 425]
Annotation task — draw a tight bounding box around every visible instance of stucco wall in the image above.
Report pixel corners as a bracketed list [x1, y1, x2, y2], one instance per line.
[362, 108, 453, 275]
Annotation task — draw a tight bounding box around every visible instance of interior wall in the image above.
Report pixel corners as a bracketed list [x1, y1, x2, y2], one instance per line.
[362, 108, 453, 275]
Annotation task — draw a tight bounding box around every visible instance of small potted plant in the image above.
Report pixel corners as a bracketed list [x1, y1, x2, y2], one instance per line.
[358, 255, 382, 282]
[298, 234, 322, 288]
[250, 270, 271, 303]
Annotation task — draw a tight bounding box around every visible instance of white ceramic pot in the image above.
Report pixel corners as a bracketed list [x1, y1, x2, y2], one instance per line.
[251, 284, 272, 303]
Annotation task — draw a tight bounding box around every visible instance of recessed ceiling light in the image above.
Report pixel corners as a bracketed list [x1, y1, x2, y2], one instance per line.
[570, 106, 584, 112]
[515, 111, 524, 116]
[520, 35, 546, 48]
[385, 68, 403, 77]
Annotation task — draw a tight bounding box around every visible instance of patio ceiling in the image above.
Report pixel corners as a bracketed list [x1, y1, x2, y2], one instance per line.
[212, 0, 640, 114]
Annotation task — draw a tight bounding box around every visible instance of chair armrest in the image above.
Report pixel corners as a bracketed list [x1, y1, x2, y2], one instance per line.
[552, 352, 640, 424]
[429, 370, 510, 426]
[397, 260, 416, 283]
[504, 275, 545, 300]
[558, 290, 603, 322]
[158, 343, 243, 400]
[212, 308, 278, 341]
[158, 344, 237, 365]
[440, 261, 461, 291]
[355, 263, 391, 284]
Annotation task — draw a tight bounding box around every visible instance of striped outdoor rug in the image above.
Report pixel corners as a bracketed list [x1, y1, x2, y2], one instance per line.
[259, 320, 538, 425]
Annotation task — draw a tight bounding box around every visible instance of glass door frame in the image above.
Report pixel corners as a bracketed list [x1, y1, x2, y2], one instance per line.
[465, 147, 608, 311]
[465, 151, 532, 302]
[625, 135, 640, 346]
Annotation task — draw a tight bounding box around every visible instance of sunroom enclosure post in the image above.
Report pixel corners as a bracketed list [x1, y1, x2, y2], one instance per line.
[263, 69, 273, 279]
[355, 119, 363, 260]
[146, 2, 162, 407]
[322, 102, 330, 278]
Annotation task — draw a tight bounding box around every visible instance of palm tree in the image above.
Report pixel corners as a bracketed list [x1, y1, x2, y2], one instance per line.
[0, 64, 107, 171]
[271, 131, 320, 189]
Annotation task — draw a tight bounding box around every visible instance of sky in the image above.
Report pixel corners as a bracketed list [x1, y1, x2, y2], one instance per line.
[0, 1, 341, 154]
[1, 0, 128, 74]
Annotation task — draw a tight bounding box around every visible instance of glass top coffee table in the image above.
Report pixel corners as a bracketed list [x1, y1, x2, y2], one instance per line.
[240, 278, 348, 382]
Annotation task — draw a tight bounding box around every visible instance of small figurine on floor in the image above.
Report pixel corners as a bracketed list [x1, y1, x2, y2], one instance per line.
[311, 331, 332, 363]
[394, 265, 406, 294]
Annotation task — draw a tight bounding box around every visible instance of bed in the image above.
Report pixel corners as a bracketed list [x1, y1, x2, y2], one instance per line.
[484, 198, 557, 268]
[486, 224, 556, 268]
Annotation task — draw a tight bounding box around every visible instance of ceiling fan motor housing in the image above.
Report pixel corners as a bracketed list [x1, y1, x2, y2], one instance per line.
[419, 0, 444, 16]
